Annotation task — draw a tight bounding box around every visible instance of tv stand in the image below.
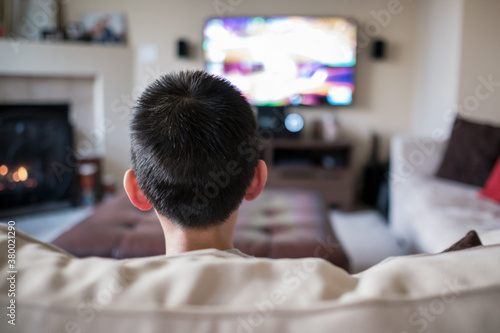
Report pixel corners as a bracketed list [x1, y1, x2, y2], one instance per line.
[262, 139, 355, 210]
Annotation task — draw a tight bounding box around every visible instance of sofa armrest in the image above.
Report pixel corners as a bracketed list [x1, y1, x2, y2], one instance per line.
[389, 135, 448, 249]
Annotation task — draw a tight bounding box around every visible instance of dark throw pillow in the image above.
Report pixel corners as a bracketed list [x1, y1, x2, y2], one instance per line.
[442, 230, 483, 253]
[436, 117, 500, 187]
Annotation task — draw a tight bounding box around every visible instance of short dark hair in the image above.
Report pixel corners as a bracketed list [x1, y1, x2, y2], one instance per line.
[130, 70, 259, 229]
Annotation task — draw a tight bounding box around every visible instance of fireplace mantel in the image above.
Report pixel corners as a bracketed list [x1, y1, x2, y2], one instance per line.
[0, 40, 133, 183]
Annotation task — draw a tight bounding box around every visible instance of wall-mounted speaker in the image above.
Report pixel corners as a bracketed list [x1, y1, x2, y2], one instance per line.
[177, 39, 189, 58]
[371, 39, 386, 60]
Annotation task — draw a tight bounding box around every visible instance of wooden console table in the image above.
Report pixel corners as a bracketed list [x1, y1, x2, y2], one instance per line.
[262, 139, 355, 210]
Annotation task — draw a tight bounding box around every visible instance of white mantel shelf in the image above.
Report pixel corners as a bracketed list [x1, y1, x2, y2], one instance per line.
[0, 39, 131, 76]
[0, 39, 134, 182]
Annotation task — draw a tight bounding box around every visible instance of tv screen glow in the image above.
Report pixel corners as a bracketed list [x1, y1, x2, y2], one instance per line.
[203, 16, 357, 106]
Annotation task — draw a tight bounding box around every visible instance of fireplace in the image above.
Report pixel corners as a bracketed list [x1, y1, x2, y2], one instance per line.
[0, 104, 79, 217]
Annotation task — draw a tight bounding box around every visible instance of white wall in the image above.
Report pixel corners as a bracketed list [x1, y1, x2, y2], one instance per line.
[412, 0, 500, 137]
[411, 0, 464, 137]
[62, 0, 419, 190]
[457, 0, 500, 126]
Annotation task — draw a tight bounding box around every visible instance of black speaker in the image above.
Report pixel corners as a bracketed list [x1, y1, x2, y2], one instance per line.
[371, 39, 386, 59]
[177, 39, 189, 58]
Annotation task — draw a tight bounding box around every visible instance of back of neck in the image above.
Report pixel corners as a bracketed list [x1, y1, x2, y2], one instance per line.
[157, 211, 238, 255]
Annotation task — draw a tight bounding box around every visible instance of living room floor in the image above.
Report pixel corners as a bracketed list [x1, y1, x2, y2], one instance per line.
[8, 207, 408, 273]
[330, 209, 409, 273]
[7, 207, 92, 243]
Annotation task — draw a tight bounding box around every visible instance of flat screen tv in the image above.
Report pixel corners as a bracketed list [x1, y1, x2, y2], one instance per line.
[203, 16, 357, 107]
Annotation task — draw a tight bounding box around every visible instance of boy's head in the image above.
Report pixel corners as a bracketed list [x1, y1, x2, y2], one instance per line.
[126, 70, 262, 229]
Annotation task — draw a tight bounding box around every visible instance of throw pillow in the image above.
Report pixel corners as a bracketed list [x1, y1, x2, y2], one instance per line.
[479, 157, 500, 203]
[436, 117, 500, 187]
[442, 230, 483, 253]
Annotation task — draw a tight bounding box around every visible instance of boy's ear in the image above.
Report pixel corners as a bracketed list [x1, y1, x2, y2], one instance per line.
[123, 169, 153, 211]
[244, 160, 268, 201]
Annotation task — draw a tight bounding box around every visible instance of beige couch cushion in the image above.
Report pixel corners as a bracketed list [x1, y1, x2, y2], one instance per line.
[1, 224, 500, 333]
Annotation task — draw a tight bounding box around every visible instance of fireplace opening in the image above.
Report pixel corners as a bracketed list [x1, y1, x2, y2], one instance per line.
[0, 104, 79, 218]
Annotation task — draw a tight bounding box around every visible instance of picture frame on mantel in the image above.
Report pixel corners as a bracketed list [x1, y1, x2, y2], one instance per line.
[1, 0, 60, 40]
[81, 12, 127, 44]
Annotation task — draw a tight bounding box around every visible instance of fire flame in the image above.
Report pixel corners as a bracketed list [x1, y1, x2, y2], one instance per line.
[0, 165, 7, 176]
[18, 167, 28, 182]
[2, 166, 29, 183]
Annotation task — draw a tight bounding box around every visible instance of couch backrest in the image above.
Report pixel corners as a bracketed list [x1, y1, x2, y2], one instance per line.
[1, 224, 500, 333]
[390, 134, 448, 182]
